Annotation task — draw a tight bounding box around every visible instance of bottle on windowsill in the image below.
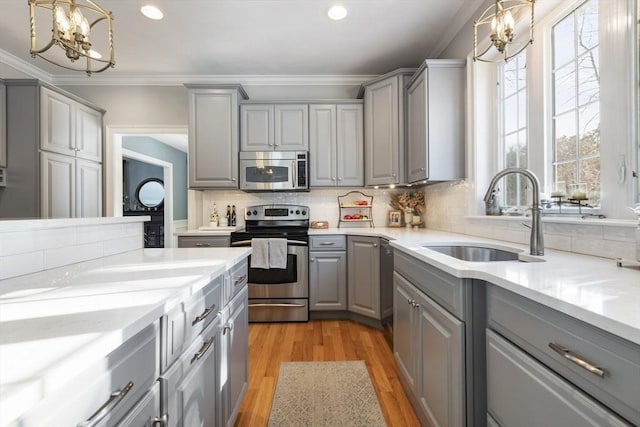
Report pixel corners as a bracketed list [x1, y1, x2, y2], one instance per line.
[231, 205, 237, 227]
[210, 203, 219, 227]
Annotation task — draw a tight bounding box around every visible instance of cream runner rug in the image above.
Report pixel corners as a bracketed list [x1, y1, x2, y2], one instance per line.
[268, 360, 387, 427]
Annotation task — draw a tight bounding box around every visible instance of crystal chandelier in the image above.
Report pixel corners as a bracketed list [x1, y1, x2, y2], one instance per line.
[28, 0, 115, 75]
[473, 0, 534, 62]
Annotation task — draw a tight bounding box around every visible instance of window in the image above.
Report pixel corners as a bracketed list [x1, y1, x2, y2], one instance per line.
[551, 0, 600, 205]
[499, 49, 528, 207]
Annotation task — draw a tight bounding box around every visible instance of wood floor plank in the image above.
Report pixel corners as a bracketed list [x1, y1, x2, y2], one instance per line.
[234, 319, 420, 427]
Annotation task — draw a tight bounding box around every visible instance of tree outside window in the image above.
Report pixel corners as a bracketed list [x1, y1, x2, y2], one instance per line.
[552, 0, 600, 205]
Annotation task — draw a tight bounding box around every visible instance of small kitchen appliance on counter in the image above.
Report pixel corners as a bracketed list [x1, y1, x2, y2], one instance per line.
[230, 204, 310, 322]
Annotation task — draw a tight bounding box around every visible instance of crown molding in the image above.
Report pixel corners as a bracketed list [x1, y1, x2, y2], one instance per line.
[52, 74, 379, 87]
[0, 49, 53, 83]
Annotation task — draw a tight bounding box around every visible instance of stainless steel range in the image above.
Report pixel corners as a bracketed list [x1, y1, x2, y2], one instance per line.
[230, 204, 309, 322]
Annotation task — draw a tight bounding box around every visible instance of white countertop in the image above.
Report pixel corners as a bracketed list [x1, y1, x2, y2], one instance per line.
[176, 226, 240, 237]
[0, 247, 251, 426]
[310, 227, 640, 347]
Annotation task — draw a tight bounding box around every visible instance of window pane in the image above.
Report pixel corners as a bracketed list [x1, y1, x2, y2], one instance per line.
[518, 89, 527, 129]
[517, 54, 527, 87]
[555, 162, 577, 187]
[505, 133, 519, 167]
[576, 0, 598, 55]
[579, 103, 600, 156]
[554, 63, 576, 114]
[504, 61, 518, 96]
[580, 157, 600, 205]
[578, 48, 599, 106]
[553, 12, 575, 68]
[554, 112, 577, 161]
[505, 95, 518, 134]
[518, 129, 528, 167]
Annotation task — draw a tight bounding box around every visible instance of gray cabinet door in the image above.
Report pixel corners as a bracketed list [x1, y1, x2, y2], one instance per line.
[407, 71, 427, 183]
[76, 159, 102, 218]
[188, 89, 240, 188]
[309, 104, 337, 187]
[41, 151, 75, 218]
[486, 329, 630, 427]
[0, 80, 6, 168]
[393, 272, 418, 392]
[240, 104, 274, 151]
[116, 382, 160, 427]
[40, 86, 75, 156]
[222, 288, 249, 427]
[75, 103, 102, 162]
[336, 104, 363, 187]
[416, 286, 465, 427]
[178, 235, 230, 248]
[364, 76, 400, 186]
[347, 236, 380, 318]
[275, 104, 308, 151]
[309, 251, 347, 311]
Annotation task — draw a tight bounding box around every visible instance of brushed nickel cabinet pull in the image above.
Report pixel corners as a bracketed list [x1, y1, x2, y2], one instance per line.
[234, 274, 247, 286]
[190, 336, 215, 364]
[152, 414, 168, 427]
[77, 381, 134, 427]
[195, 243, 212, 247]
[548, 342, 606, 378]
[192, 303, 216, 326]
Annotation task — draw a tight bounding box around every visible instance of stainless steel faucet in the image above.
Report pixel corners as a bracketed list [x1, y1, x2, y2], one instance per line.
[484, 168, 544, 256]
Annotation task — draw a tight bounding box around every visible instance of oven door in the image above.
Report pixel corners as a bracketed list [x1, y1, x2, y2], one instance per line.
[243, 243, 308, 298]
[239, 158, 296, 191]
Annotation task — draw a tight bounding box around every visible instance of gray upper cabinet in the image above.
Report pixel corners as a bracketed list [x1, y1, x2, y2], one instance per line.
[0, 79, 6, 168]
[1, 80, 104, 219]
[309, 103, 363, 187]
[240, 103, 308, 151]
[186, 84, 248, 189]
[407, 60, 465, 184]
[362, 69, 415, 186]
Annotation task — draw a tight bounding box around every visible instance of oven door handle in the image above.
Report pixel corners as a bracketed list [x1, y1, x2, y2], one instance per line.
[248, 303, 307, 308]
[231, 239, 307, 247]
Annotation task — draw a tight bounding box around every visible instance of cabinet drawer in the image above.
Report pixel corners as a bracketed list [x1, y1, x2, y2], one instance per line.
[487, 286, 640, 425]
[487, 329, 630, 427]
[178, 236, 230, 248]
[225, 258, 248, 305]
[116, 381, 161, 427]
[20, 323, 159, 427]
[309, 235, 346, 251]
[162, 275, 222, 371]
[394, 250, 465, 319]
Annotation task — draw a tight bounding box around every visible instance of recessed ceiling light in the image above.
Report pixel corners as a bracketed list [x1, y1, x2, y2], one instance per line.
[141, 4, 164, 20]
[327, 4, 347, 20]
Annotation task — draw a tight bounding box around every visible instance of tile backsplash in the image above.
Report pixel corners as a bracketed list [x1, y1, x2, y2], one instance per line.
[0, 219, 144, 280]
[201, 188, 397, 229]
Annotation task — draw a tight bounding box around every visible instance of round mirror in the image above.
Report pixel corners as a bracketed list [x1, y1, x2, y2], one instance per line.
[135, 178, 165, 209]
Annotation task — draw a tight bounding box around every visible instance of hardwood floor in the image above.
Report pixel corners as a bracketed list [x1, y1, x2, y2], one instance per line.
[234, 320, 420, 427]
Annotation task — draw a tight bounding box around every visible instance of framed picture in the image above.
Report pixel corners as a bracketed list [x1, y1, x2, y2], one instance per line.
[388, 210, 402, 227]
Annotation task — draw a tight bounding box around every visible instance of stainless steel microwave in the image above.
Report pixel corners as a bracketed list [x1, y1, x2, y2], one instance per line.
[239, 151, 308, 191]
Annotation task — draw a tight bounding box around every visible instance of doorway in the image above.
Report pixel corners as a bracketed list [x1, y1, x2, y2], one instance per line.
[105, 126, 188, 248]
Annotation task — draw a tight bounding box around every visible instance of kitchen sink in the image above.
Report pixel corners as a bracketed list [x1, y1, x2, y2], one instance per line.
[424, 245, 521, 262]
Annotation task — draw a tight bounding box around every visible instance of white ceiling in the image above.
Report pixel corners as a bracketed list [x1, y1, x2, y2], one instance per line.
[0, 0, 483, 84]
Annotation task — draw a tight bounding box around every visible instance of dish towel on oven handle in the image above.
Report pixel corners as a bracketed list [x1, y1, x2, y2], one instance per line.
[250, 238, 270, 269]
[268, 238, 288, 269]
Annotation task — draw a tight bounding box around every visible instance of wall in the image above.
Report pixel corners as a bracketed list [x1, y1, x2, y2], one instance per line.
[123, 158, 163, 208]
[123, 136, 188, 220]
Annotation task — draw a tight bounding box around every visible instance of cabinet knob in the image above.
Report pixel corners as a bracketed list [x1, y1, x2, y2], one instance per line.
[338, 177, 343, 181]
[373, 243, 378, 247]
[420, 167, 426, 171]
[392, 173, 397, 177]
[232, 178, 236, 182]
[332, 177, 336, 181]
[310, 258, 315, 262]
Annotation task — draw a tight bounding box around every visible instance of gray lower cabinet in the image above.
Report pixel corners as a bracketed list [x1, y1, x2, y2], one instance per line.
[221, 287, 249, 427]
[161, 318, 220, 427]
[486, 329, 630, 427]
[347, 235, 381, 318]
[406, 60, 465, 183]
[394, 271, 465, 427]
[186, 84, 248, 188]
[309, 251, 347, 310]
[178, 235, 231, 248]
[116, 382, 161, 427]
[487, 285, 640, 426]
[362, 69, 415, 186]
[309, 103, 363, 187]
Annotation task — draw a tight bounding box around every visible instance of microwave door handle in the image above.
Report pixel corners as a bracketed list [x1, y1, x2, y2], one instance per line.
[292, 160, 297, 188]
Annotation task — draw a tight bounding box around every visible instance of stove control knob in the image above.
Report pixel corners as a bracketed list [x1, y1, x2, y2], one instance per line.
[246, 211, 251, 216]
[295, 210, 300, 215]
[290, 210, 293, 214]
[253, 210, 258, 216]
[301, 210, 307, 215]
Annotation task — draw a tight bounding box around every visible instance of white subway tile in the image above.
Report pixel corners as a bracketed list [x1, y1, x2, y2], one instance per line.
[603, 226, 636, 243]
[570, 237, 635, 259]
[543, 233, 572, 252]
[0, 251, 45, 280]
[0, 228, 76, 256]
[44, 242, 103, 270]
[104, 236, 143, 256]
